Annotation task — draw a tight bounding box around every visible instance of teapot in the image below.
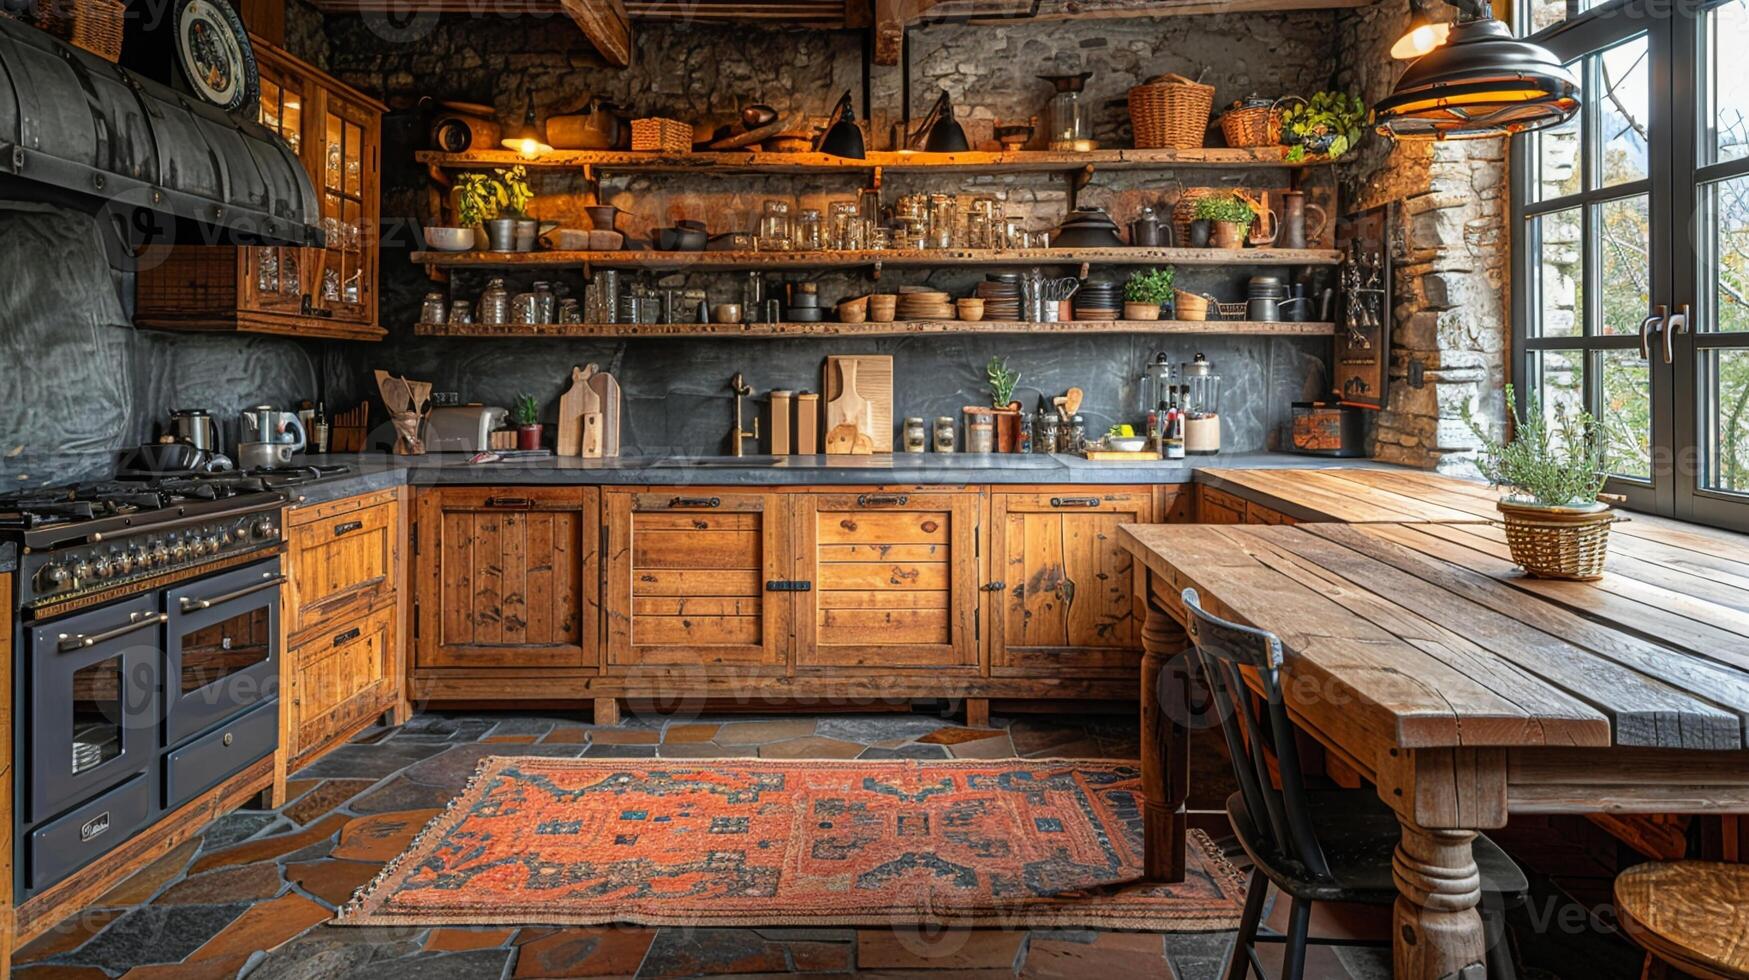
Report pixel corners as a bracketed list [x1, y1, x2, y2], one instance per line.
[239, 405, 307, 451]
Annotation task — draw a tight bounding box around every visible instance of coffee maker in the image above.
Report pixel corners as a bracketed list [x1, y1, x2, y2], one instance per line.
[1181, 354, 1221, 455]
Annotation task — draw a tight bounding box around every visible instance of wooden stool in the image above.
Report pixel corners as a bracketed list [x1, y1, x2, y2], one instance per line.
[1615, 861, 1749, 979]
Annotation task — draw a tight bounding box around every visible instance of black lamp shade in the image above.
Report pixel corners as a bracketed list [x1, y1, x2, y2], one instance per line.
[818, 91, 866, 159]
[1375, 16, 1579, 140]
[924, 103, 969, 153]
[501, 93, 552, 157]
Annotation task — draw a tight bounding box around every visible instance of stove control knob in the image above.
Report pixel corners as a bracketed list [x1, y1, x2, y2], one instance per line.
[41, 563, 70, 590]
[190, 537, 208, 557]
[113, 550, 135, 575]
[72, 559, 93, 582]
[169, 539, 189, 562]
[92, 556, 113, 580]
[206, 534, 225, 554]
[250, 517, 278, 540]
[149, 542, 169, 567]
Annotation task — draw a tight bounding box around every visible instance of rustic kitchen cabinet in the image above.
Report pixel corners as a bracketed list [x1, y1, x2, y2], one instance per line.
[988, 490, 1152, 676]
[413, 487, 600, 672]
[281, 488, 406, 778]
[133, 39, 386, 342]
[1196, 485, 1249, 524]
[604, 491, 790, 669]
[792, 492, 979, 671]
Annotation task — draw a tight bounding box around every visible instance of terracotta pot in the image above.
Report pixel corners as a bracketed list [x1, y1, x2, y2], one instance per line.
[992, 407, 1022, 453]
[1124, 301, 1162, 321]
[516, 424, 543, 451]
[1211, 220, 1245, 249]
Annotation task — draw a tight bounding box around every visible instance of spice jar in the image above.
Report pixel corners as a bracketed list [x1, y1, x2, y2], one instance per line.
[420, 291, 447, 325]
[902, 417, 928, 453]
[796, 208, 823, 250]
[1033, 413, 1060, 454]
[532, 281, 556, 323]
[1063, 414, 1088, 454]
[933, 416, 957, 453]
[963, 407, 995, 453]
[478, 277, 510, 325]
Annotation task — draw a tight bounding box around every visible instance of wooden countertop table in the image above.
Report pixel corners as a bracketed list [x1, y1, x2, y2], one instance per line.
[1117, 470, 1749, 980]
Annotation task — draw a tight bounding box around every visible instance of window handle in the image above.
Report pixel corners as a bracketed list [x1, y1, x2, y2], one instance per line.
[1663, 303, 1690, 364]
[1638, 305, 1668, 361]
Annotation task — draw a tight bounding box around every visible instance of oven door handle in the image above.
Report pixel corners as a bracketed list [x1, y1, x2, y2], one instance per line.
[177, 574, 286, 613]
[58, 611, 167, 652]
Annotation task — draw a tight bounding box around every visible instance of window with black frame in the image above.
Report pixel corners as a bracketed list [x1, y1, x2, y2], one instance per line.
[1512, 0, 1749, 530]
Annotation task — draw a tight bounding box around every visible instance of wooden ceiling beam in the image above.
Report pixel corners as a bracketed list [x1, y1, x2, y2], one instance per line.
[989, 0, 1372, 21]
[873, 0, 1034, 64]
[558, 0, 633, 67]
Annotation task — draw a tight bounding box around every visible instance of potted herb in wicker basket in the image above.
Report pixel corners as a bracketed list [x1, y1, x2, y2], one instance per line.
[1193, 194, 1255, 250]
[1463, 385, 1616, 581]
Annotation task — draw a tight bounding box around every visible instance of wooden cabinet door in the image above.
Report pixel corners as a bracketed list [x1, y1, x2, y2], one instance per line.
[284, 490, 397, 642]
[243, 57, 312, 319]
[793, 492, 978, 670]
[287, 604, 393, 766]
[989, 490, 1152, 675]
[414, 487, 599, 670]
[604, 491, 789, 669]
[309, 85, 379, 328]
[1197, 486, 1248, 524]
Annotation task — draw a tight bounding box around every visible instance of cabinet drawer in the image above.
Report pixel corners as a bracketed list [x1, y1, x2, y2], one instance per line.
[1245, 500, 1296, 525]
[163, 700, 277, 812]
[286, 491, 397, 638]
[289, 605, 393, 764]
[29, 774, 151, 892]
[1197, 486, 1248, 524]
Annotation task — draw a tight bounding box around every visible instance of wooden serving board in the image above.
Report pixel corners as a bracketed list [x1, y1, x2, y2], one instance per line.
[556, 364, 598, 456]
[823, 354, 892, 453]
[1083, 449, 1160, 461]
[587, 369, 621, 457]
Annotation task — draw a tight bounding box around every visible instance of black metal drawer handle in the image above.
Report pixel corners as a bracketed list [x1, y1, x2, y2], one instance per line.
[981, 581, 1006, 592]
[857, 494, 909, 507]
[178, 574, 284, 612]
[333, 520, 364, 537]
[765, 580, 813, 592]
[1050, 497, 1102, 508]
[668, 496, 721, 509]
[58, 611, 167, 652]
[332, 626, 362, 647]
[484, 497, 534, 510]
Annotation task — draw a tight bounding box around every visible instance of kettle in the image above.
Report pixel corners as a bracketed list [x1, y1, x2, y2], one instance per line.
[168, 408, 220, 454]
[239, 405, 307, 451]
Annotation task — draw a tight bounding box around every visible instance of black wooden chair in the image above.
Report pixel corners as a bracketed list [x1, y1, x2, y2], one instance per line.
[1179, 587, 1529, 980]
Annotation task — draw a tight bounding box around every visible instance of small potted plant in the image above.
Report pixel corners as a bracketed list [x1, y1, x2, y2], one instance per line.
[445, 172, 498, 251]
[1281, 91, 1367, 162]
[1462, 384, 1615, 580]
[1194, 194, 1255, 250]
[511, 393, 543, 450]
[1123, 267, 1175, 321]
[986, 356, 1023, 452]
[496, 165, 539, 251]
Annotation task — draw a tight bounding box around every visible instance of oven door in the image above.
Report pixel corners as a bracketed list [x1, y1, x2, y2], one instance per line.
[163, 559, 282, 746]
[28, 594, 162, 823]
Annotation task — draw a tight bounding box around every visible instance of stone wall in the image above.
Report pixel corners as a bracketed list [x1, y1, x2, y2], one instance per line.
[1334, 2, 1512, 472]
[309, 13, 1342, 455]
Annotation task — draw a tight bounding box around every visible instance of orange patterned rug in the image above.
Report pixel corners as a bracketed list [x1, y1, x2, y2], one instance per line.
[339, 757, 1246, 931]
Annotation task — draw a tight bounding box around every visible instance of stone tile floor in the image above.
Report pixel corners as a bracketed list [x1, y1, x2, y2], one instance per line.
[10, 709, 1632, 979]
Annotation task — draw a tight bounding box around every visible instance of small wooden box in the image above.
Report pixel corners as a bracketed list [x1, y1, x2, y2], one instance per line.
[631, 117, 692, 153]
[795, 392, 819, 455]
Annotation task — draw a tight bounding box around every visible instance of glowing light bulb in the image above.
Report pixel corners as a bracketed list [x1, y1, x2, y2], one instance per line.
[1391, 21, 1450, 60]
[518, 138, 542, 159]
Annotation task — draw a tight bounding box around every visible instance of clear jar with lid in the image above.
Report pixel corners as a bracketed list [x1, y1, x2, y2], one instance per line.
[420, 291, 448, 325]
[933, 416, 957, 453]
[478, 277, 510, 325]
[902, 417, 928, 453]
[796, 208, 823, 251]
[758, 200, 793, 251]
[1033, 413, 1060, 454]
[512, 290, 539, 324]
[1063, 414, 1088, 454]
[532, 281, 556, 323]
[963, 407, 995, 453]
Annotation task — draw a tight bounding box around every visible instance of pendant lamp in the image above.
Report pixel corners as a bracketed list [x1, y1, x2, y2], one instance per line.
[817, 91, 866, 159]
[501, 93, 552, 159]
[1375, 3, 1579, 140]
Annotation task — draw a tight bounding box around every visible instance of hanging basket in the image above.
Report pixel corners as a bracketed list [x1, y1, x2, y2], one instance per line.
[1218, 98, 1288, 149]
[1128, 73, 1215, 150]
[1496, 499, 1619, 581]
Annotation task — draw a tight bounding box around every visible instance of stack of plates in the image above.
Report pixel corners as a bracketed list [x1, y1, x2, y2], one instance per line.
[1074, 281, 1120, 321]
[896, 289, 953, 320]
[976, 277, 1023, 320]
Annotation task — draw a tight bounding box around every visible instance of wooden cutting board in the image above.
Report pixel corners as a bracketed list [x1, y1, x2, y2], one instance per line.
[557, 364, 598, 456]
[823, 354, 892, 453]
[587, 369, 621, 458]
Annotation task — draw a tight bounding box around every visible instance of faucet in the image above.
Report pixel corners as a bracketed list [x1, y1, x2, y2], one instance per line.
[729, 372, 759, 457]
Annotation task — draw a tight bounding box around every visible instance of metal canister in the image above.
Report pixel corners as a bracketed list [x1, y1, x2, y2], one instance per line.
[902, 417, 928, 453]
[933, 416, 957, 453]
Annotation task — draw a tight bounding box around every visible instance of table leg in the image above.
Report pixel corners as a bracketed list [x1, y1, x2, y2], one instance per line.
[1393, 817, 1488, 980]
[1140, 595, 1189, 883]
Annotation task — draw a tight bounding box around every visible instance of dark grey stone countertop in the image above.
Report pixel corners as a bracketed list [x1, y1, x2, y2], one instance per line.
[284, 451, 1392, 507]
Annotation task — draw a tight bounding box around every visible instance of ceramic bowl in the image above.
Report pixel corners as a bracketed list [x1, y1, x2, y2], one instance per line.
[424, 226, 476, 251]
[956, 298, 986, 321]
[712, 303, 742, 323]
[1106, 435, 1150, 453]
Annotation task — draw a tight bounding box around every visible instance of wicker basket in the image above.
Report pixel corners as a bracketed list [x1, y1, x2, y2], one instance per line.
[1219, 102, 1283, 148]
[1174, 290, 1210, 321]
[1497, 500, 1618, 581]
[1128, 73, 1215, 150]
[630, 117, 692, 153]
[1171, 187, 1220, 245]
[34, 0, 125, 62]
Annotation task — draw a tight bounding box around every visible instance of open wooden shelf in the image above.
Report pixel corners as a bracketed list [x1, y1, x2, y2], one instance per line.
[410, 246, 1344, 271]
[412, 318, 1337, 339]
[415, 146, 1329, 175]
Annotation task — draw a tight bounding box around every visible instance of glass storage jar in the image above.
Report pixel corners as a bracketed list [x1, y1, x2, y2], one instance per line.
[903, 417, 928, 453]
[933, 416, 957, 453]
[479, 277, 510, 325]
[963, 407, 995, 453]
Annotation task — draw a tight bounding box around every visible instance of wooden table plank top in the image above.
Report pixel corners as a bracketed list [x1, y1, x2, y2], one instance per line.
[1118, 521, 1749, 753]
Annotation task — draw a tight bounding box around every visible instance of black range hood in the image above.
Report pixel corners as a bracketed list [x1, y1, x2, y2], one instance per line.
[0, 17, 322, 248]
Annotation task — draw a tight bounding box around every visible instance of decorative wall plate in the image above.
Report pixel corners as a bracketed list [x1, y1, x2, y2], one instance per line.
[173, 0, 259, 113]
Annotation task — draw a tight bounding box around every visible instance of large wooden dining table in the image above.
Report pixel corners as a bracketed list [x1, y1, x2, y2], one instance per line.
[1118, 468, 1749, 980]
